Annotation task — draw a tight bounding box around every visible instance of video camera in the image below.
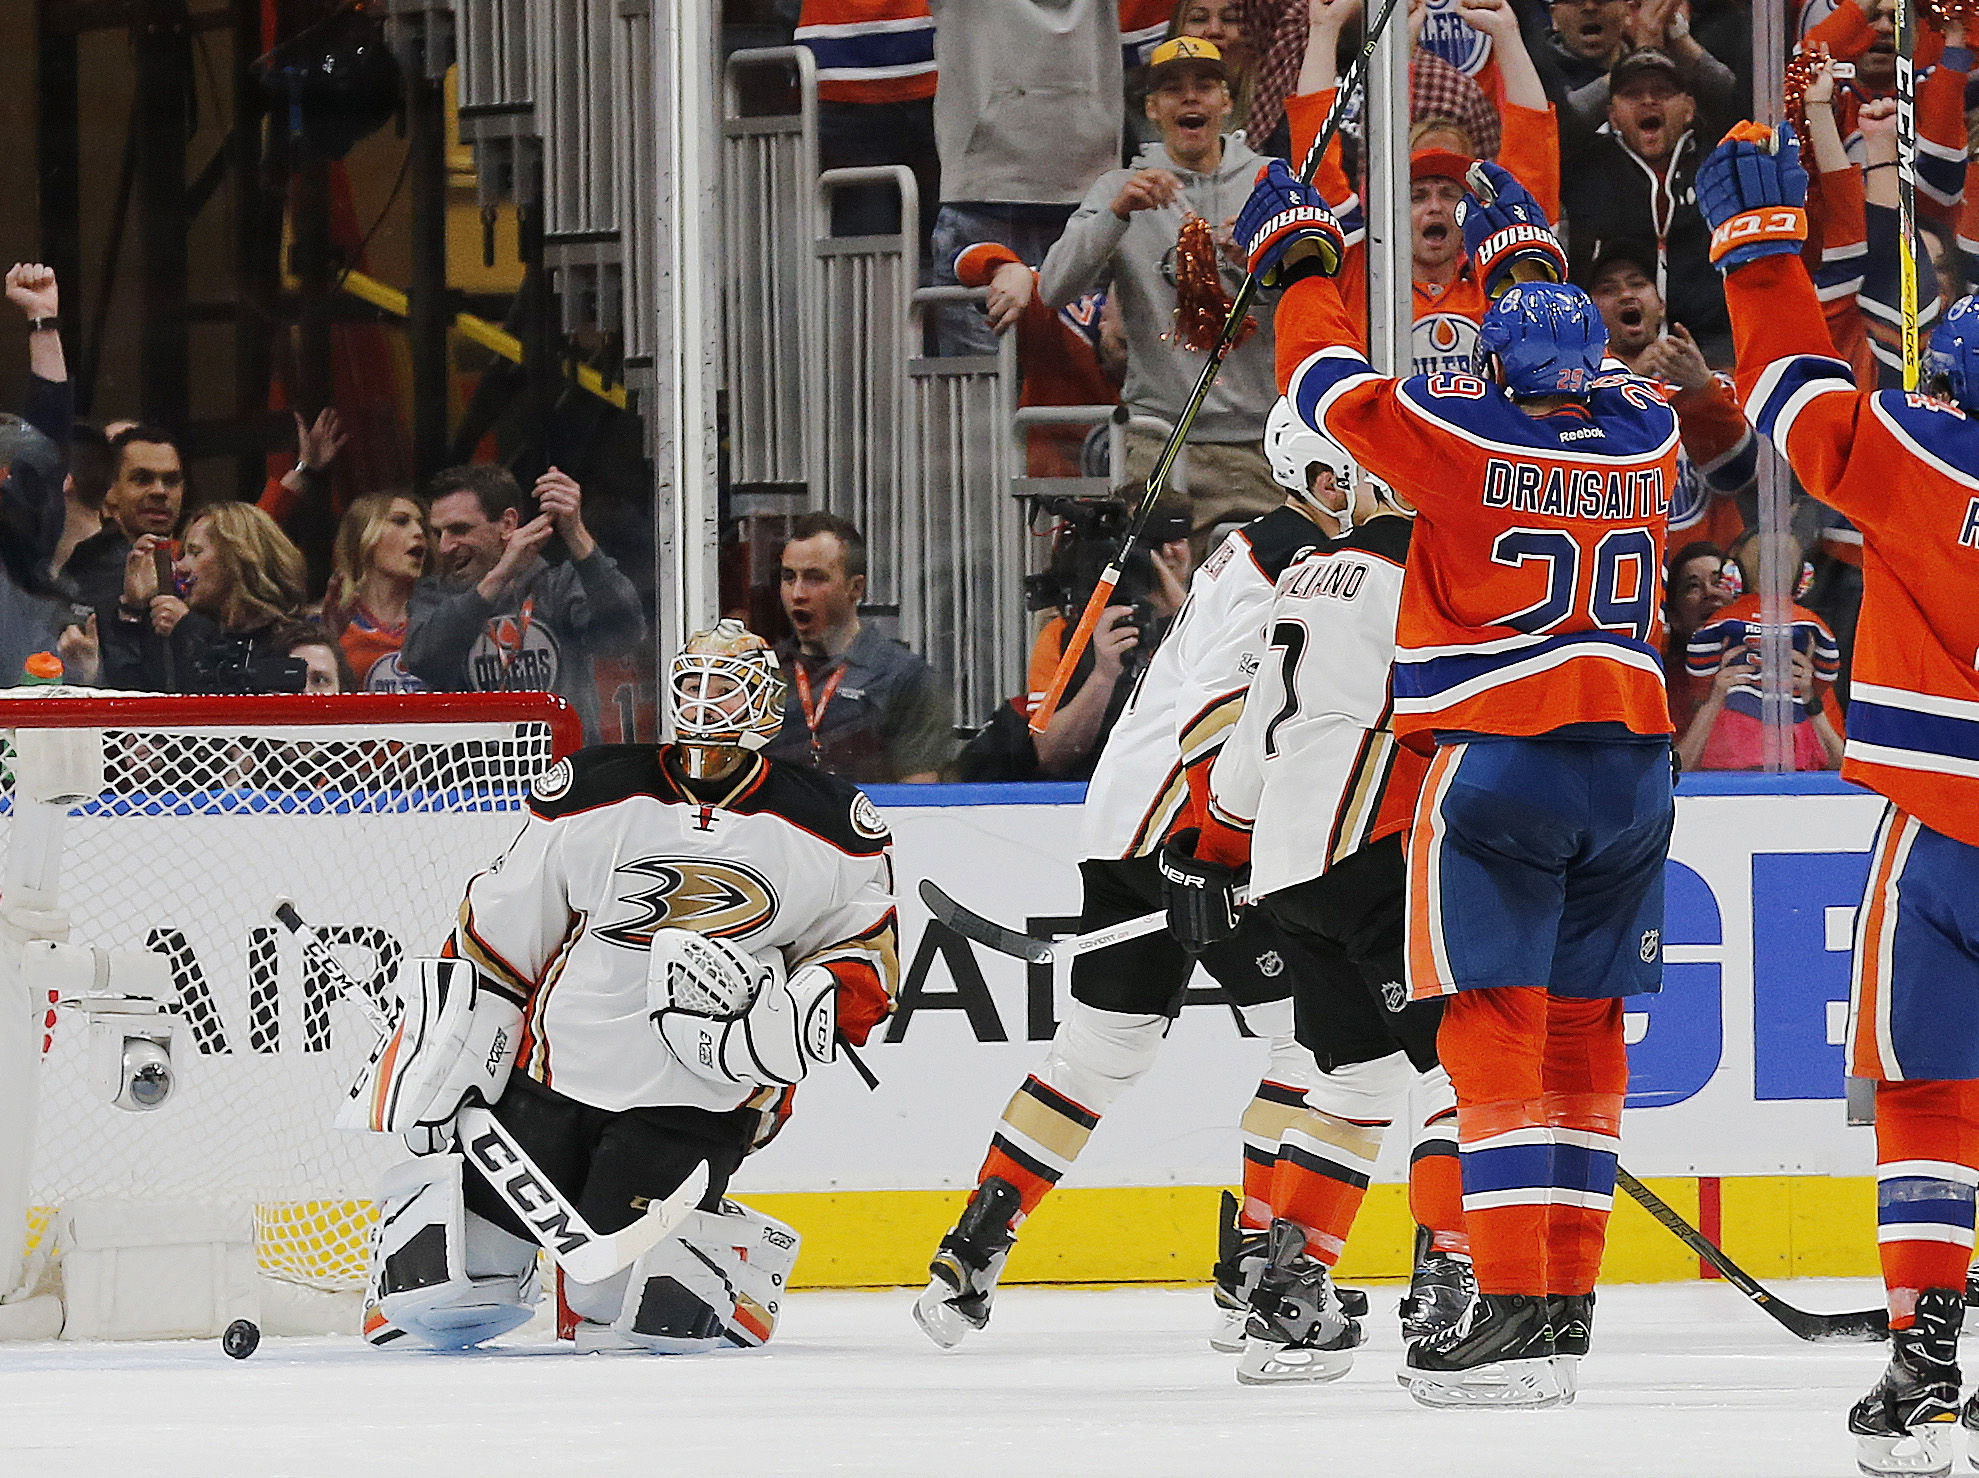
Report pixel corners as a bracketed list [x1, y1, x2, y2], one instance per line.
[1019, 492, 1191, 653]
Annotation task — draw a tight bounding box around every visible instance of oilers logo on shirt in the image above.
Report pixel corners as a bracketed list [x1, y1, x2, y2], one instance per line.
[1413, 313, 1480, 377]
[469, 614, 560, 691]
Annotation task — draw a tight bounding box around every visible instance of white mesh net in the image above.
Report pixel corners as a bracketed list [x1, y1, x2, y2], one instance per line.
[4, 692, 569, 1291]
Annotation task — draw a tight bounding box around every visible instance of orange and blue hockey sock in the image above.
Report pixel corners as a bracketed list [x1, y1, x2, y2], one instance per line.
[1873, 1077, 1979, 1327]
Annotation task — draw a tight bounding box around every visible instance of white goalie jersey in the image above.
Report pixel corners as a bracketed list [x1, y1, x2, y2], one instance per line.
[1206, 515, 1421, 898]
[451, 746, 900, 1114]
[1080, 506, 1324, 860]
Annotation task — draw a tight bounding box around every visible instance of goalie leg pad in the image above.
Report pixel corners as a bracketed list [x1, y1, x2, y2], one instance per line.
[339, 958, 523, 1137]
[566, 1202, 802, 1353]
[366, 1155, 540, 1350]
[1031, 1000, 1167, 1117]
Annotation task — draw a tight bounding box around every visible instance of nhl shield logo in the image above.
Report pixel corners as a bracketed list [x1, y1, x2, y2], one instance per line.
[1639, 928, 1661, 964]
[1257, 950, 1285, 978]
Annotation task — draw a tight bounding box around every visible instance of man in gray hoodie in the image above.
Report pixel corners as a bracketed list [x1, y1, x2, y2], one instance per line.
[1039, 37, 1280, 541]
[403, 463, 645, 742]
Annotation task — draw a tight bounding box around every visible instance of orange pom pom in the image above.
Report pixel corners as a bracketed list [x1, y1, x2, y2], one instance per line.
[1172, 214, 1257, 355]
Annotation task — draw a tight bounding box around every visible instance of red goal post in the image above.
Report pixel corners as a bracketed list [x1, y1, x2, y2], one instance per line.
[0, 690, 581, 1332]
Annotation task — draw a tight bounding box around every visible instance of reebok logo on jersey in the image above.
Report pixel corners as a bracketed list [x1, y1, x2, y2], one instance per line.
[1559, 426, 1604, 442]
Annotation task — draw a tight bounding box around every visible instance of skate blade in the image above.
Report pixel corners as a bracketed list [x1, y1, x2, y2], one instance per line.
[1551, 1354, 1578, 1407]
[1236, 1338, 1354, 1385]
[1401, 1356, 1565, 1409]
[912, 1280, 973, 1350]
[1855, 1421, 1954, 1477]
[1209, 1304, 1248, 1354]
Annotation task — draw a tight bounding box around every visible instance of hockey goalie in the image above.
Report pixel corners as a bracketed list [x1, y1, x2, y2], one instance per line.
[348, 621, 900, 1352]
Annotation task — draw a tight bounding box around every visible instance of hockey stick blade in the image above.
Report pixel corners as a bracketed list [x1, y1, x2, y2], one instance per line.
[1616, 1169, 1887, 1343]
[457, 1105, 706, 1283]
[918, 879, 1171, 964]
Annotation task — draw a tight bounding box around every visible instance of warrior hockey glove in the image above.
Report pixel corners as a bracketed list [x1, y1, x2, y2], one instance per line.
[1159, 828, 1244, 954]
[1696, 122, 1809, 272]
[1456, 160, 1568, 301]
[1239, 159, 1346, 288]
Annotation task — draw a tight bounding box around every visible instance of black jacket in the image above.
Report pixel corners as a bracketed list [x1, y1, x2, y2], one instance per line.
[100, 611, 303, 694]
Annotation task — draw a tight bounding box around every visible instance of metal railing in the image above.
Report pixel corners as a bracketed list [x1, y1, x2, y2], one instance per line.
[721, 47, 819, 491]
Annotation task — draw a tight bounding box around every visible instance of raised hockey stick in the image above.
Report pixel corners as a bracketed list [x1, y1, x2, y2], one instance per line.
[1615, 1168, 1887, 1343]
[920, 878, 1177, 965]
[1029, 0, 1406, 736]
[1896, 0, 1920, 388]
[271, 897, 705, 1283]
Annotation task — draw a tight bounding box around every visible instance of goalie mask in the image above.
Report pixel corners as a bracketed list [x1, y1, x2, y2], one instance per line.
[669, 619, 787, 780]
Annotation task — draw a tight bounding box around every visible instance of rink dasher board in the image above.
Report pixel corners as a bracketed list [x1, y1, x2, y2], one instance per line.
[733, 783, 1890, 1195]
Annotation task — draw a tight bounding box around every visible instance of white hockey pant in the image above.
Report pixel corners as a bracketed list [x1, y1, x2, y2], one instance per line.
[565, 1200, 802, 1353]
[366, 1154, 541, 1350]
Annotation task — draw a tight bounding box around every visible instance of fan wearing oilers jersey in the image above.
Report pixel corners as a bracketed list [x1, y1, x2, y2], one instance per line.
[913, 411, 1345, 1353]
[1164, 405, 1480, 1387]
[354, 620, 899, 1356]
[1695, 119, 1979, 1478]
[1238, 152, 1676, 1409]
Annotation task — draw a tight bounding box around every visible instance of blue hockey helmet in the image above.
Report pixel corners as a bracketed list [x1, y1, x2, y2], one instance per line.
[1924, 293, 1979, 410]
[1475, 282, 1609, 397]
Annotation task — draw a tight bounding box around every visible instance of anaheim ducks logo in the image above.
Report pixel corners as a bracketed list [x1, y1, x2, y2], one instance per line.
[595, 857, 779, 950]
[1413, 313, 1480, 377]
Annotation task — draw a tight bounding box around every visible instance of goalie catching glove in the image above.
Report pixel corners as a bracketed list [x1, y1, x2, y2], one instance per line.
[1456, 161, 1568, 301]
[339, 957, 523, 1147]
[1239, 159, 1345, 288]
[648, 927, 836, 1088]
[1696, 122, 1808, 271]
[1159, 828, 1246, 954]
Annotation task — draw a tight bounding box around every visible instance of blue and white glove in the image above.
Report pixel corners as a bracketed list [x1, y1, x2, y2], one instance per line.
[1696, 122, 1810, 272]
[1456, 160, 1568, 300]
[1239, 159, 1346, 288]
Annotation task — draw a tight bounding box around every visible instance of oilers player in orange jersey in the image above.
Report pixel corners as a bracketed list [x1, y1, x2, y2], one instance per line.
[1234, 153, 1677, 1409]
[1696, 120, 1979, 1478]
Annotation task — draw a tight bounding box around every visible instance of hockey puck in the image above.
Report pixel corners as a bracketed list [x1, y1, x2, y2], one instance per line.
[222, 1319, 261, 1360]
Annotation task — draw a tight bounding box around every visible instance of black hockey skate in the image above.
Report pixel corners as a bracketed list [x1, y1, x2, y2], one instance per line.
[914, 1177, 1022, 1349]
[1545, 1293, 1595, 1405]
[1401, 1292, 1565, 1409]
[1851, 1289, 1962, 1478]
[1398, 1224, 1478, 1342]
[1210, 1190, 1270, 1353]
[1209, 1191, 1365, 1353]
[1235, 1218, 1363, 1385]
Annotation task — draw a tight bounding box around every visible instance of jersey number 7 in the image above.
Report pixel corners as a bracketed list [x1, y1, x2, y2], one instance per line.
[1491, 527, 1659, 643]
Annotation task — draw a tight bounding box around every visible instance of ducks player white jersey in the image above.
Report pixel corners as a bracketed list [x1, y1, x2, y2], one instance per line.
[1206, 516, 1425, 899]
[451, 745, 900, 1114]
[1078, 506, 1324, 860]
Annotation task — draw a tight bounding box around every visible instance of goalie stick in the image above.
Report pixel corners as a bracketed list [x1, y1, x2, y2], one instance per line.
[1615, 1168, 1887, 1343]
[1028, 0, 1406, 735]
[271, 897, 705, 1284]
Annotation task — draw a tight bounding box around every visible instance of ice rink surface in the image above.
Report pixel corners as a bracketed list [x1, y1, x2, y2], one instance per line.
[0, 1278, 1928, 1477]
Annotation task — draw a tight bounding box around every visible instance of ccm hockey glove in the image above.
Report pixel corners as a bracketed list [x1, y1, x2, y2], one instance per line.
[1697, 122, 1810, 271]
[1456, 160, 1568, 300]
[1239, 159, 1346, 288]
[1159, 828, 1244, 953]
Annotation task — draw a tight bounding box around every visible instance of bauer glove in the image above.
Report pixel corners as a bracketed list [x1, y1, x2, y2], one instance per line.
[1239, 159, 1346, 288]
[1696, 122, 1809, 272]
[1456, 160, 1568, 300]
[1159, 828, 1244, 954]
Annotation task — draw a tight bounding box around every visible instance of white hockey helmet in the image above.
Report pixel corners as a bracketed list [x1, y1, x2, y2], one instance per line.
[669, 620, 786, 775]
[1265, 397, 1359, 529]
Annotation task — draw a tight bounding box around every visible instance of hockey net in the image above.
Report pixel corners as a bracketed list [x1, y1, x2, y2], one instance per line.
[2, 691, 579, 1298]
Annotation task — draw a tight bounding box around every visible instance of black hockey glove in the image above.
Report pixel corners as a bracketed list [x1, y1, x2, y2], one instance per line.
[1159, 829, 1244, 954]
